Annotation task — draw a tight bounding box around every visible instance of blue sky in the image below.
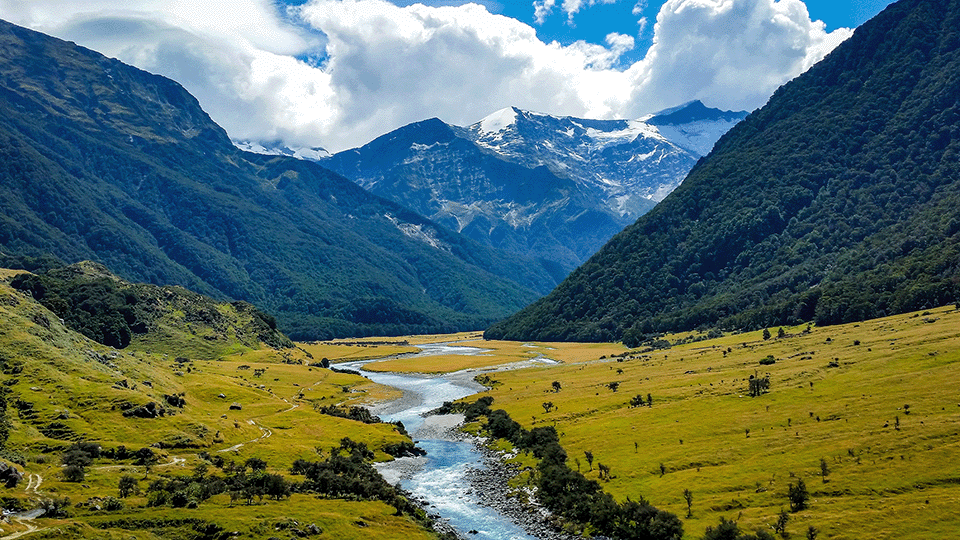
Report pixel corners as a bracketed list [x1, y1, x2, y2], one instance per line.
[0, 0, 899, 151]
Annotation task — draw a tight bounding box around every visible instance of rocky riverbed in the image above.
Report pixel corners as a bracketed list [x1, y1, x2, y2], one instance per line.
[464, 436, 580, 540]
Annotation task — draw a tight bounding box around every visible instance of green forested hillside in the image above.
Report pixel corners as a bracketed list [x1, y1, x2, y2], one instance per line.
[486, 0, 960, 343]
[0, 19, 557, 340]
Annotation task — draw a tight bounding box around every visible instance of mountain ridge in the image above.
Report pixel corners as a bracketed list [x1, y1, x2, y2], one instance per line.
[0, 18, 557, 340]
[319, 102, 746, 276]
[485, 0, 960, 343]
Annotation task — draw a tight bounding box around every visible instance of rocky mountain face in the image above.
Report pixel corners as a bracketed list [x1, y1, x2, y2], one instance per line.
[486, 0, 960, 343]
[320, 102, 746, 277]
[0, 19, 557, 340]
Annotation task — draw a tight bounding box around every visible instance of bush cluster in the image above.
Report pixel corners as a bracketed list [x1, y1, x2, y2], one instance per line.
[460, 397, 683, 539]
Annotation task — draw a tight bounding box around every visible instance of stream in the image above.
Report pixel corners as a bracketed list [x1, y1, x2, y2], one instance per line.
[340, 342, 544, 540]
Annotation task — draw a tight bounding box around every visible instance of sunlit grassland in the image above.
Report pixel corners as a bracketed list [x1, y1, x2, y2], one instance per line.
[0, 277, 428, 539]
[456, 305, 960, 539]
[20, 496, 432, 540]
[298, 341, 421, 363]
[302, 331, 487, 368]
[363, 337, 632, 374]
[364, 353, 505, 374]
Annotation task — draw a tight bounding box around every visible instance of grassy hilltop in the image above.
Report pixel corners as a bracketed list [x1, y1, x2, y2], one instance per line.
[0, 266, 439, 540]
[375, 306, 960, 539]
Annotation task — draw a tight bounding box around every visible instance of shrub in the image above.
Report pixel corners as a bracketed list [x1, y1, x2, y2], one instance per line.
[102, 497, 124, 511]
[788, 479, 809, 512]
[38, 496, 71, 518]
[146, 490, 170, 507]
[118, 475, 139, 498]
[62, 465, 85, 483]
[170, 491, 190, 508]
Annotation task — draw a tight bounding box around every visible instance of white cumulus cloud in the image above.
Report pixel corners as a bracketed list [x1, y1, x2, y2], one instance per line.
[0, 0, 852, 152]
[623, 0, 853, 114]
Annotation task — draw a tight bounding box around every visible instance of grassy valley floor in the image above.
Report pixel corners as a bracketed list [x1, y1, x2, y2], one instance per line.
[353, 307, 960, 539]
[2, 261, 958, 540]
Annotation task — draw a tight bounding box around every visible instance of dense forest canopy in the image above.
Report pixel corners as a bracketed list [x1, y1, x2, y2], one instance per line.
[486, 0, 960, 344]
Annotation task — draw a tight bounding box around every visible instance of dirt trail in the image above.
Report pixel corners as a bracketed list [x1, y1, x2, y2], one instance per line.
[0, 510, 47, 540]
[23, 474, 41, 493]
[216, 419, 274, 454]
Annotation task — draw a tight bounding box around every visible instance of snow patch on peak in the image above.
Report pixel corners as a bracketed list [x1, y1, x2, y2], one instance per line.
[479, 107, 518, 135]
[654, 118, 743, 157]
[233, 140, 330, 161]
[584, 120, 666, 148]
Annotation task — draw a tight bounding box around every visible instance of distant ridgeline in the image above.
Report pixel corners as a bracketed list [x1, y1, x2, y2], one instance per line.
[0, 19, 558, 340]
[486, 0, 960, 344]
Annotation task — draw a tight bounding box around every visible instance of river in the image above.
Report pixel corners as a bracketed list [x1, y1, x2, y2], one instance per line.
[340, 342, 545, 540]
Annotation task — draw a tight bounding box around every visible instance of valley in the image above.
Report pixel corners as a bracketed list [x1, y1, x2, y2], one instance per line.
[3, 257, 955, 540]
[1, 0, 959, 539]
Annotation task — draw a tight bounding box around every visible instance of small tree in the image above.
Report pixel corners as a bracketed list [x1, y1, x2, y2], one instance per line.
[62, 465, 85, 483]
[118, 475, 139, 498]
[806, 525, 819, 539]
[820, 457, 829, 482]
[551, 381, 562, 393]
[788, 478, 809, 512]
[774, 508, 790, 536]
[542, 402, 554, 413]
[607, 381, 620, 392]
[763, 328, 772, 340]
[749, 374, 771, 397]
[584, 450, 594, 471]
[683, 488, 693, 518]
[777, 327, 786, 338]
[647, 393, 652, 406]
[264, 473, 291, 500]
[245, 457, 267, 471]
[135, 447, 159, 478]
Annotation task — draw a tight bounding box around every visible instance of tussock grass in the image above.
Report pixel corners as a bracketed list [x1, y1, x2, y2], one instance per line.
[452, 306, 960, 539]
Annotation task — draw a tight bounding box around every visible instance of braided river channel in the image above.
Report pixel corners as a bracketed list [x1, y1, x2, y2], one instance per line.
[341, 342, 544, 540]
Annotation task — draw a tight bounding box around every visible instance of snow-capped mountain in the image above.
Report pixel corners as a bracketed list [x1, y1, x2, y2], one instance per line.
[319, 101, 746, 276]
[646, 100, 748, 156]
[233, 139, 330, 161]
[464, 101, 746, 206]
